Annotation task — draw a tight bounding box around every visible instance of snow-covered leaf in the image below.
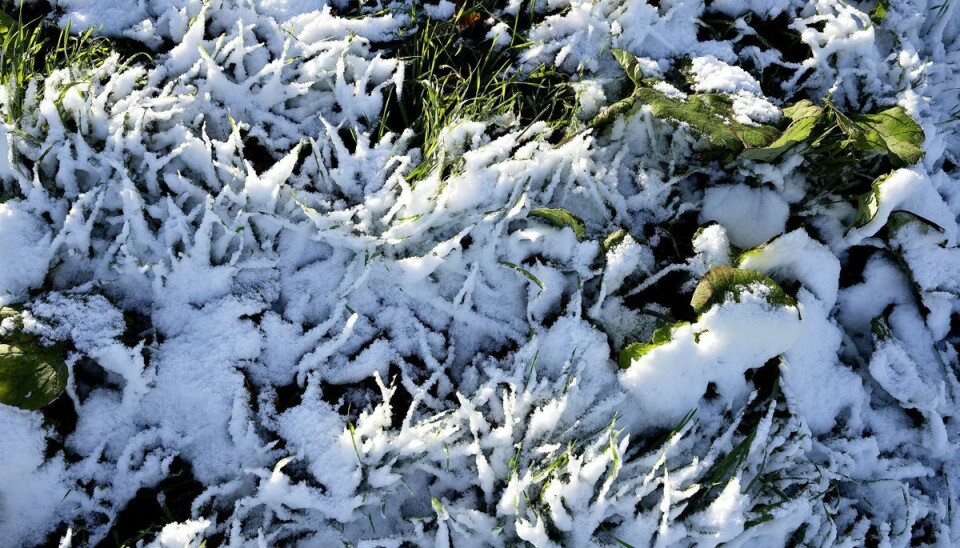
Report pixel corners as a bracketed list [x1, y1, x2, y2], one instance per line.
[603, 51, 780, 155]
[852, 173, 944, 232]
[529, 207, 587, 240]
[634, 88, 780, 153]
[690, 267, 795, 316]
[739, 101, 823, 162]
[602, 229, 632, 252]
[618, 322, 689, 369]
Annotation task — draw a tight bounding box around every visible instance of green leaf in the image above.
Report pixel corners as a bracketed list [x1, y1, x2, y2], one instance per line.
[690, 266, 795, 316]
[869, 0, 889, 24]
[618, 342, 652, 370]
[652, 322, 684, 344]
[618, 322, 689, 369]
[739, 111, 822, 162]
[739, 100, 824, 162]
[852, 173, 890, 228]
[887, 210, 945, 236]
[611, 48, 645, 85]
[0, 342, 68, 410]
[848, 106, 925, 166]
[529, 208, 586, 241]
[633, 88, 780, 155]
[499, 261, 545, 290]
[589, 95, 641, 130]
[781, 100, 823, 122]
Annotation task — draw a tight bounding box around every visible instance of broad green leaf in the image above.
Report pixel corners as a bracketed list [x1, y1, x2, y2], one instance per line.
[611, 48, 645, 85]
[690, 266, 795, 316]
[739, 112, 822, 162]
[848, 106, 924, 165]
[618, 322, 689, 369]
[0, 342, 68, 410]
[529, 208, 586, 240]
[781, 100, 823, 122]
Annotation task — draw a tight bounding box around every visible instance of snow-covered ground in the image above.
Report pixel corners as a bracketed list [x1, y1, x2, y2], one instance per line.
[2, 0, 960, 545]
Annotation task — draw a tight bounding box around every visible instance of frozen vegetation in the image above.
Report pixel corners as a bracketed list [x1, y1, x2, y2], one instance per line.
[0, 0, 959, 545]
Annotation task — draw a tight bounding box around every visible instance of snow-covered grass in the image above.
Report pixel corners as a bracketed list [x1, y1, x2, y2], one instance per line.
[1, 0, 959, 546]
[384, 0, 579, 181]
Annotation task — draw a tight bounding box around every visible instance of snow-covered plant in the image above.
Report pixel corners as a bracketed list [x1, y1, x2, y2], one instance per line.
[1, 0, 959, 546]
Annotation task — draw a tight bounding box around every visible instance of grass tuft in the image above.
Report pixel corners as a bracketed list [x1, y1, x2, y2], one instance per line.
[376, 0, 579, 181]
[0, 6, 117, 125]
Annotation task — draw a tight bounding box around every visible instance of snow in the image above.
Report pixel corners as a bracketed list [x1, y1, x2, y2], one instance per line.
[572, 79, 608, 119]
[423, 1, 456, 20]
[2, 0, 960, 545]
[149, 519, 211, 547]
[700, 184, 790, 248]
[0, 409, 69, 546]
[692, 223, 733, 270]
[652, 80, 687, 100]
[487, 21, 513, 49]
[779, 289, 865, 434]
[690, 55, 763, 95]
[738, 228, 840, 308]
[731, 91, 781, 125]
[0, 202, 52, 306]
